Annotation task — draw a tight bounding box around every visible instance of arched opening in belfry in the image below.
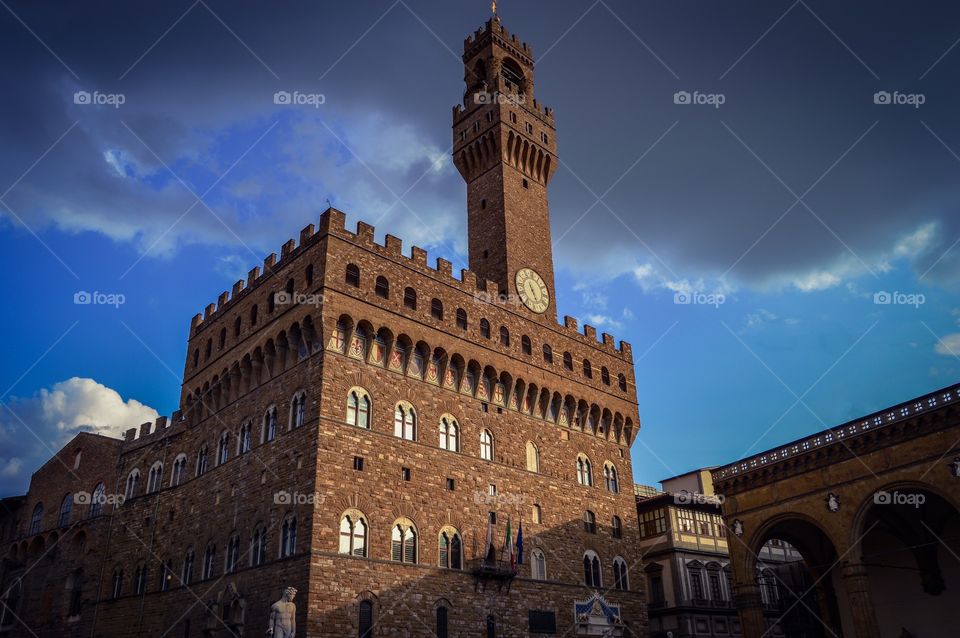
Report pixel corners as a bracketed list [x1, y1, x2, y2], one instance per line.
[754, 518, 843, 638]
[857, 485, 960, 637]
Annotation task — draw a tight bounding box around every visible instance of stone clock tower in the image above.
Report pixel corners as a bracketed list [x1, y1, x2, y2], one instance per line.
[453, 13, 558, 321]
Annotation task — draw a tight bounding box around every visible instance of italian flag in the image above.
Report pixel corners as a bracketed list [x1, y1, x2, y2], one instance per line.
[505, 517, 514, 571]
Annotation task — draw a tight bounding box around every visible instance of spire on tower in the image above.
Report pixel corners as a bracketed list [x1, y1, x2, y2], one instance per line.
[491, 1, 497, 16]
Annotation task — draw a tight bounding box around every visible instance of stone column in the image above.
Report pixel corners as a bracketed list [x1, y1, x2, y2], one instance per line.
[734, 582, 766, 638]
[841, 562, 880, 638]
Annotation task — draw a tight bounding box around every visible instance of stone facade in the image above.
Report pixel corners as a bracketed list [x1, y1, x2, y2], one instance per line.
[0, 14, 647, 638]
[712, 383, 960, 638]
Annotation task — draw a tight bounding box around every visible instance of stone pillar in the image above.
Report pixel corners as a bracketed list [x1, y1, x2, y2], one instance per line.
[841, 562, 881, 638]
[734, 582, 766, 638]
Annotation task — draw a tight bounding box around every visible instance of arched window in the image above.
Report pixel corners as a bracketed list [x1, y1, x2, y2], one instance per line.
[267, 292, 276, 313]
[58, 494, 72, 527]
[263, 406, 278, 442]
[543, 344, 553, 363]
[346, 388, 371, 429]
[583, 551, 601, 588]
[480, 319, 490, 339]
[563, 351, 573, 370]
[218, 328, 226, 350]
[403, 287, 417, 310]
[499, 326, 510, 346]
[238, 422, 252, 454]
[359, 600, 374, 638]
[147, 462, 163, 493]
[583, 510, 597, 534]
[480, 429, 494, 461]
[226, 533, 240, 573]
[196, 445, 209, 477]
[159, 559, 174, 591]
[202, 543, 216, 580]
[375, 276, 389, 298]
[393, 402, 417, 441]
[436, 606, 449, 638]
[431, 298, 444, 320]
[613, 557, 629, 590]
[171, 454, 187, 487]
[525, 442, 540, 472]
[338, 512, 368, 557]
[234, 315, 242, 337]
[612, 515, 623, 539]
[577, 455, 593, 486]
[182, 550, 195, 585]
[532, 549, 547, 580]
[134, 563, 148, 594]
[532, 504, 542, 524]
[521, 335, 532, 355]
[346, 263, 360, 287]
[125, 470, 140, 500]
[455, 308, 467, 330]
[390, 519, 417, 563]
[439, 415, 460, 452]
[204, 339, 212, 360]
[110, 569, 123, 599]
[601, 367, 611, 385]
[251, 525, 267, 566]
[305, 264, 314, 287]
[583, 359, 593, 378]
[604, 462, 619, 493]
[217, 432, 230, 465]
[618, 373, 628, 392]
[89, 483, 106, 518]
[192, 348, 199, 368]
[250, 304, 258, 326]
[438, 528, 462, 569]
[280, 515, 297, 558]
[67, 568, 84, 615]
[290, 391, 307, 429]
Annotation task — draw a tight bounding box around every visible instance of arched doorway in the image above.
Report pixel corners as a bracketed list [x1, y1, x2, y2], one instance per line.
[857, 485, 960, 637]
[753, 517, 844, 638]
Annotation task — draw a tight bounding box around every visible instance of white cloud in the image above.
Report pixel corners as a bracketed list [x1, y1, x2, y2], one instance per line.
[791, 269, 842, 292]
[934, 333, 960, 357]
[0, 378, 159, 492]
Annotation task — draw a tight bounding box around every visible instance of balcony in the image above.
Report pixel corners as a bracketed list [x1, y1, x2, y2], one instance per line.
[467, 558, 516, 592]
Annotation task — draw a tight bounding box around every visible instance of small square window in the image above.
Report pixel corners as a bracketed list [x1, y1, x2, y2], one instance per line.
[401, 467, 411, 481]
[353, 456, 364, 471]
[446, 478, 455, 491]
[481, 403, 489, 413]
[497, 407, 503, 414]
[522, 179, 529, 189]
[488, 484, 497, 496]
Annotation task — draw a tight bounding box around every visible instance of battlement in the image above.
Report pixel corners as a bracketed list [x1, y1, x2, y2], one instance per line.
[464, 17, 532, 59]
[453, 96, 555, 124]
[120, 410, 186, 450]
[189, 208, 632, 361]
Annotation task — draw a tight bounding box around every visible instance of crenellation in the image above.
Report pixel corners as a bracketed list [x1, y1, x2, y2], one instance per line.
[217, 291, 229, 309]
[204, 303, 216, 320]
[384, 234, 402, 254]
[356, 220, 375, 243]
[139, 421, 152, 438]
[619, 341, 632, 359]
[460, 268, 477, 289]
[281, 238, 296, 259]
[300, 223, 315, 245]
[319, 207, 346, 234]
[436, 257, 452, 277]
[155, 415, 168, 430]
[263, 252, 277, 273]
[602, 333, 614, 347]
[191, 313, 203, 331]
[247, 266, 260, 288]
[564, 315, 578, 331]
[583, 324, 597, 341]
[124, 427, 137, 442]
[232, 279, 245, 298]
[482, 278, 500, 298]
[411, 245, 428, 266]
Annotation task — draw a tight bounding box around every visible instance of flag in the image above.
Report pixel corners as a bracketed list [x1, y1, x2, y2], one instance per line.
[505, 517, 514, 571]
[516, 519, 524, 569]
[485, 514, 495, 562]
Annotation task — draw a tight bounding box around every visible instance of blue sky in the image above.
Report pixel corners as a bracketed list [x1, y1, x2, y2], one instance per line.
[1, 0, 959, 494]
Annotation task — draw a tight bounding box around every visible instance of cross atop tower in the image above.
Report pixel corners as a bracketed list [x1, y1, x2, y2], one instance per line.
[453, 15, 558, 322]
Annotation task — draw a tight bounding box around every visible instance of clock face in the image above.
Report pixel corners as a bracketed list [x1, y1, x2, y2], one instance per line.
[515, 268, 550, 314]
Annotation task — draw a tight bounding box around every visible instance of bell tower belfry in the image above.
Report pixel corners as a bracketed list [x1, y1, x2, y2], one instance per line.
[453, 12, 558, 321]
